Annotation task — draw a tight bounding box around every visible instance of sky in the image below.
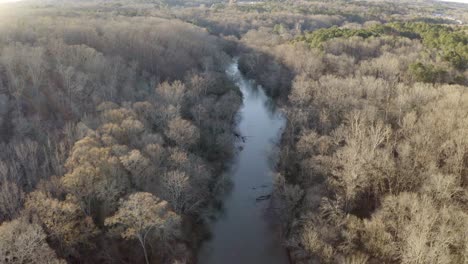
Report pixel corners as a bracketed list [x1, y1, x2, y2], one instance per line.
[0, 0, 24, 3]
[440, 0, 468, 3]
[0, 0, 467, 4]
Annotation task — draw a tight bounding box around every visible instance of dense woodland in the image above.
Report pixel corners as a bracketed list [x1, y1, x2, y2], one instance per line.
[0, 0, 467, 263]
[206, 1, 467, 264]
[181, 0, 468, 263]
[0, 2, 242, 263]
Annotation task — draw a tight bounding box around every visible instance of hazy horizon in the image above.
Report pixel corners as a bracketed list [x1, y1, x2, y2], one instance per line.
[0, 0, 468, 3]
[440, 0, 468, 3]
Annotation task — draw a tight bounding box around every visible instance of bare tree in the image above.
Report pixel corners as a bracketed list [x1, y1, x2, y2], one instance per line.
[105, 192, 181, 264]
[161, 170, 192, 214]
[25, 191, 99, 250]
[166, 117, 199, 149]
[0, 218, 65, 264]
[0, 181, 24, 221]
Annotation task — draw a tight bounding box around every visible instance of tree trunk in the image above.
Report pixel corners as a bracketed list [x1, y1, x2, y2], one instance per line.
[138, 235, 150, 264]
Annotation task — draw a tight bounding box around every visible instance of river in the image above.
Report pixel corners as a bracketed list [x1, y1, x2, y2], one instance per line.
[197, 60, 289, 264]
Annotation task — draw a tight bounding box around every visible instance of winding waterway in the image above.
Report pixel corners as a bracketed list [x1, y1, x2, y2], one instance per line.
[197, 61, 289, 264]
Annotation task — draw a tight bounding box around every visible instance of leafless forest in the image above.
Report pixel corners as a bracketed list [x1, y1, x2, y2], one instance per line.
[0, 0, 467, 263]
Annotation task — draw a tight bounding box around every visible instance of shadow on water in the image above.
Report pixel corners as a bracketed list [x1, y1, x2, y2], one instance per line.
[197, 59, 289, 264]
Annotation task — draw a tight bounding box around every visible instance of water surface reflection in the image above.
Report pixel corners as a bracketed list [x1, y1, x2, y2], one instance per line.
[197, 61, 289, 264]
